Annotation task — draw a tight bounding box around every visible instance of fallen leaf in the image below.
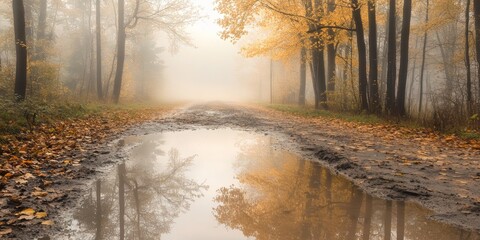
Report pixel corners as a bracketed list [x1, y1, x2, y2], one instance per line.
[0, 228, 12, 236]
[32, 191, 48, 197]
[41, 220, 54, 225]
[15, 179, 28, 184]
[18, 215, 35, 220]
[35, 212, 47, 219]
[17, 208, 35, 216]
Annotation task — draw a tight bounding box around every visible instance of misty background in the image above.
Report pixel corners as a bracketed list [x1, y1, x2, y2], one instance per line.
[159, 0, 270, 103]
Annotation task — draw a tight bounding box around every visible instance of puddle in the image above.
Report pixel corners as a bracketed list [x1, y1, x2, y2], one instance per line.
[55, 129, 479, 239]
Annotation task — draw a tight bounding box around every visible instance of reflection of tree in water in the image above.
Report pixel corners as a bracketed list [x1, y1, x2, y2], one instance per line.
[73, 137, 208, 240]
[213, 138, 479, 240]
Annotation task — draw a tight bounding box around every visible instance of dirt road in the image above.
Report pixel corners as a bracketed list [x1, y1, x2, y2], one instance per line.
[7, 103, 480, 238]
[153, 103, 480, 231]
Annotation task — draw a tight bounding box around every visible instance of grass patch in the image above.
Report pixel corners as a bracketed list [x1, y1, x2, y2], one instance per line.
[267, 104, 480, 142]
[0, 100, 168, 136]
[268, 104, 385, 125]
[457, 131, 480, 140]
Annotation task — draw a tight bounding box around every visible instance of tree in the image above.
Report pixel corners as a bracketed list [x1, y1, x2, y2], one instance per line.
[396, 0, 412, 116]
[474, 0, 480, 110]
[465, 0, 472, 115]
[112, 0, 198, 103]
[112, 0, 125, 104]
[13, 0, 27, 101]
[385, 0, 397, 114]
[418, 0, 429, 114]
[96, 0, 103, 100]
[351, 0, 369, 111]
[309, 0, 328, 109]
[299, 46, 307, 105]
[35, 0, 47, 61]
[327, 0, 336, 92]
[368, 0, 380, 113]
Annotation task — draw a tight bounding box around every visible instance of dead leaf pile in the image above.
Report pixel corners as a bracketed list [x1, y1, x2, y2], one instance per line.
[264, 107, 480, 152]
[0, 106, 171, 237]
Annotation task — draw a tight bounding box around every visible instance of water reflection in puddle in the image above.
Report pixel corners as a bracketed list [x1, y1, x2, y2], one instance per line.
[57, 129, 479, 240]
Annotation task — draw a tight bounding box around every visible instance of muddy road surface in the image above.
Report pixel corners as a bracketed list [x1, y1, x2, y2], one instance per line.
[148, 103, 480, 232]
[9, 103, 480, 238]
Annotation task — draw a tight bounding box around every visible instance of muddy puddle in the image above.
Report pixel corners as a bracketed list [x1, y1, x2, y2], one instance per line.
[54, 129, 479, 239]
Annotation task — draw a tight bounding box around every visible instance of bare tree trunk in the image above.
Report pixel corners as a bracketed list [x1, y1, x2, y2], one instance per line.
[299, 46, 307, 105]
[327, 0, 336, 92]
[305, 0, 327, 109]
[352, 0, 369, 111]
[466, 0, 473, 115]
[13, 0, 27, 101]
[386, 0, 397, 114]
[473, 0, 480, 112]
[419, 0, 429, 115]
[112, 0, 125, 104]
[96, 0, 104, 100]
[316, 48, 328, 109]
[396, 0, 412, 116]
[36, 0, 47, 60]
[368, 0, 380, 113]
[408, 38, 418, 114]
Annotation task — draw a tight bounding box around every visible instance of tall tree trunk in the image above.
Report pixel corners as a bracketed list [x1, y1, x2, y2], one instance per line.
[473, 0, 480, 112]
[13, 0, 27, 101]
[95, 180, 102, 240]
[419, 0, 429, 114]
[305, 0, 327, 109]
[96, 0, 103, 100]
[352, 0, 369, 111]
[118, 163, 125, 240]
[316, 48, 328, 109]
[368, 0, 380, 113]
[112, 0, 125, 104]
[396, 0, 412, 116]
[36, 0, 47, 61]
[327, 0, 336, 92]
[408, 37, 419, 114]
[386, 0, 397, 114]
[299, 46, 307, 105]
[466, 0, 472, 115]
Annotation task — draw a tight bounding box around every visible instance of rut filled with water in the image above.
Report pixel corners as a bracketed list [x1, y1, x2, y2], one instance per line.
[55, 129, 479, 239]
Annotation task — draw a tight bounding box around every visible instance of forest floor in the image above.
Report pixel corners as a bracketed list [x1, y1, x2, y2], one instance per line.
[1, 102, 480, 238]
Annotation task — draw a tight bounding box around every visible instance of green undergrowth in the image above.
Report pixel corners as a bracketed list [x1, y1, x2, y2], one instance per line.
[268, 104, 386, 125]
[457, 131, 480, 140]
[0, 100, 167, 136]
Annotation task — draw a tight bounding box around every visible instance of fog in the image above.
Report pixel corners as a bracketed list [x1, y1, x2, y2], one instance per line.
[159, 0, 269, 103]
[2, 0, 479, 124]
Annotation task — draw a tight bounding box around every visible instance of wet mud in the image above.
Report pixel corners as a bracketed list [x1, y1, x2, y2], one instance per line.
[9, 103, 480, 238]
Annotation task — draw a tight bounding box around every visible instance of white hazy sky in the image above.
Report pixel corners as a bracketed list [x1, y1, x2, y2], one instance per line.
[159, 0, 268, 102]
